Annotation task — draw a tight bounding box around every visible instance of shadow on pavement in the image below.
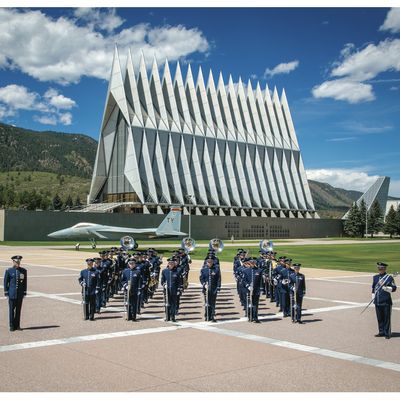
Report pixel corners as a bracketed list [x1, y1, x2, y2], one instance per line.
[22, 325, 60, 330]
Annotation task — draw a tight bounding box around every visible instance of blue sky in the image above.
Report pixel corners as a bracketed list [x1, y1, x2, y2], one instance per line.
[0, 7, 399, 196]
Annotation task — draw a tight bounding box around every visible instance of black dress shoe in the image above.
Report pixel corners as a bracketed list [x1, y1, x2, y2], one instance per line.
[211, 318, 217, 323]
[10, 327, 15, 332]
[385, 335, 391, 339]
[171, 318, 176, 322]
[89, 318, 95, 321]
[297, 321, 304, 324]
[16, 327, 22, 330]
[253, 319, 261, 323]
[375, 333, 384, 337]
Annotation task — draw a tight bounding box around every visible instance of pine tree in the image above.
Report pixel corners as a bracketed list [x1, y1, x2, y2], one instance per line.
[396, 205, 400, 236]
[344, 203, 362, 237]
[367, 200, 384, 238]
[52, 194, 63, 210]
[65, 195, 73, 208]
[75, 196, 82, 207]
[359, 199, 367, 237]
[384, 205, 397, 238]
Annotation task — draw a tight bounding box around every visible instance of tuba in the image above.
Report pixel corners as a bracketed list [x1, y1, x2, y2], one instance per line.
[120, 236, 137, 251]
[209, 238, 224, 253]
[181, 237, 196, 252]
[260, 239, 273, 253]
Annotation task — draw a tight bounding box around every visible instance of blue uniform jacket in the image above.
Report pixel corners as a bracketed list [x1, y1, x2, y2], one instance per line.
[161, 268, 183, 292]
[289, 272, 306, 296]
[200, 267, 221, 294]
[372, 273, 397, 306]
[79, 269, 100, 295]
[4, 267, 27, 299]
[121, 267, 143, 294]
[241, 267, 264, 296]
[279, 267, 294, 292]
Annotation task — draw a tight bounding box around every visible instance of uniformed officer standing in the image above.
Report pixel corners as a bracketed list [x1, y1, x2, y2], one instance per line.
[79, 258, 100, 321]
[4, 255, 27, 331]
[121, 258, 143, 321]
[372, 262, 397, 339]
[280, 258, 294, 317]
[200, 257, 221, 322]
[273, 256, 286, 310]
[289, 263, 306, 323]
[161, 258, 183, 322]
[241, 257, 264, 323]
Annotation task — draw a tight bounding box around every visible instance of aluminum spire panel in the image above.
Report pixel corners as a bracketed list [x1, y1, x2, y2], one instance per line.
[217, 73, 236, 141]
[137, 53, 157, 129]
[246, 80, 265, 145]
[101, 46, 130, 132]
[254, 82, 274, 146]
[237, 78, 256, 144]
[185, 65, 204, 135]
[273, 87, 292, 149]
[262, 148, 280, 208]
[162, 59, 181, 133]
[124, 126, 144, 203]
[166, 134, 184, 204]
[254, 147, 271, 208]
[125, 49, 144, 127]
[206, 70, 226, 140]
[196, 67, 216, 137]
[281, 88, 300, 150]
[190, 138, 209, 206]
[244, 144, 262, 207]
[227, 75, 246, 142]
[149, 56, 169, 131]
[174, 62, 193, 134]
[234, 143, 252, 207]
[264, 85, 282, 148]
[179, 135, 197, 206]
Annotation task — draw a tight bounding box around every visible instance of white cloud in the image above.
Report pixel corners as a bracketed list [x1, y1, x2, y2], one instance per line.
[0, 84, 76, 126]
[0, 84, 39, 110]
[331, 39, 400, 81]
[312, 79, 375, 103]
[390, 86, 399, 91]
[44, 88, 76, 109]
[0, 8, 210, 85]
[59, 112, 73, 126]
[74, 8, 124, 33]
[379, 8, 400, 34]
[33, 114, 57, 126]
[264, 60, 299, 78]
[306, 168, 380, 192]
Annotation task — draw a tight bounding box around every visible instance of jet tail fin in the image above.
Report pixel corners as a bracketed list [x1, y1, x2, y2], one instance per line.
[155, 207, 185, 236]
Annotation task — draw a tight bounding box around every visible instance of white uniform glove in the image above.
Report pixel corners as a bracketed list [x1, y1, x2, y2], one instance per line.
[273, 278, 278, 285]
[371, 293, 375, 300]
[382, 286, 393, 292]
[81, 282, 87, 287]
[248, 285, 253, 292]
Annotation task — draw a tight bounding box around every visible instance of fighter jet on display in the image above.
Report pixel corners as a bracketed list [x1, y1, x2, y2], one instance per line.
[47, 207, 186, 248]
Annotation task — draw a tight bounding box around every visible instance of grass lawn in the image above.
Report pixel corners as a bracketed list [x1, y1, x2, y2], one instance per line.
[64, 242, 400, 274]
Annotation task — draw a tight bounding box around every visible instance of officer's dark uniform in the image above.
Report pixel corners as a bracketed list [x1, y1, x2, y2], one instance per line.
[200, 260, 221, 322]
[121, 260, 143, 321]
[273, 257, 286, 310]
[4, 255, 27, 331]
[161, 260, 183, 322]
[289, 264, 306, 323]
[241, 258, 264, 322]
[372, 262, 397, 339]
[280, 259, 294, 317]
[94, 257, 107, 313]
[79, 259, 100, 321]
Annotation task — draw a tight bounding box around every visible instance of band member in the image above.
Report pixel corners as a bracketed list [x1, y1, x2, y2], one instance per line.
[372, 262, 397, 339]
[273, 256, 286, 310]
[241, 257, 264, 323]
[93, 257, 106, 313]
[161, 258, 183, 322]
[280, 258, 294, 317]
[289, 263, 306, 323]
[4, 255, 27, 331]
[79, 258, 100, 321]
[147, 249, 162, 299]
[121, 258, 143, 321]
[200, 257, 221, 322]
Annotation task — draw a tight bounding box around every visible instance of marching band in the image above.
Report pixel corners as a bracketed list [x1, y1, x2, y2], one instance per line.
[73, 239, 308, 326]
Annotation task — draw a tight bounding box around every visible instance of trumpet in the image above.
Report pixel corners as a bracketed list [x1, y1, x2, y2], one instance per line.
[260, 239, 273, 252]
